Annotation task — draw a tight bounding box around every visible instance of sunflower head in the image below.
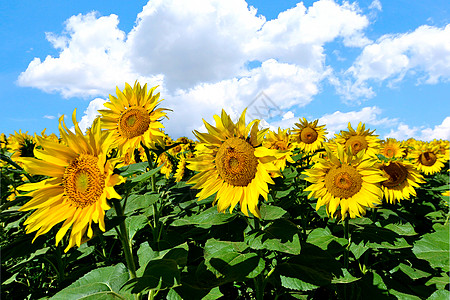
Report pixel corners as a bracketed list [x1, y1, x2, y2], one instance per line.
[99, 81, 169, 157]
[334, 122, 380, 157]
[186, 109, 280, 217]
[263, 128, 295, 171]
[18, 110, 124, 252]
[379, 160, 425, 204]
[410, 143, 446, 175]
[379, 138, 405, 159]
[291, 118, 327, 153]
[303, 143, 386, 219]
[7, 130, 36, 160]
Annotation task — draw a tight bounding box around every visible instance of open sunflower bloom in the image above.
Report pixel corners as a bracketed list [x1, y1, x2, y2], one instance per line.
[17, 111, 124, 252]
[379, 160, 425, 204]
[263, 128, 295, 171]
[98, 81, 168, 156]
[186, 109, 280, 217]
[334, 122, 380, 157]
[410, 143, 447, 175]
[303, 143, 386, 219]
[291, 118, 327, 153]
[379, 138, 405, 159]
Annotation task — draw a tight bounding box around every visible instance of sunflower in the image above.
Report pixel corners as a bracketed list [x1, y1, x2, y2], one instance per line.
[17, 111, 124, 252]
[303, 143, 386, 219]
[379, 138, 405, 159]
[39, 128, 60, 144]
[430, 139, 449, 161]
[99, 81, 168, 157]
[186, 109, 280, 217]
[291, 118, 327, 153]
[410, 143, 447, 175]
[1, 133, 7, 149]
[263, 128, 295, 171]
[334, 122, 380, 157]
[174, 153, 189, 182]
[379, 160, 425, 204]
[7, 130, 36, 161]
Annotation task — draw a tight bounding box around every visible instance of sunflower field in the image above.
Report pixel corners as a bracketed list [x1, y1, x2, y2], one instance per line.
[1, 82, 449, 300]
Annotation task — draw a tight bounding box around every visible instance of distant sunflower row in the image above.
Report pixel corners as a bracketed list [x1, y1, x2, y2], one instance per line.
[1, 81, 448, 251]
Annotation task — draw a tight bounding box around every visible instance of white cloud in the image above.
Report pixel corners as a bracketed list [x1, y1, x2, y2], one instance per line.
[386, 117, 450, 141]
[43, 115, 56, 119]
[338, 24, 450, 100]
[368, 0, 382, 11]
[17, 12, 161, 98]
[17, 0, 372, 137]
[318, 106, 397, 137]
[76, 98, 107, 133]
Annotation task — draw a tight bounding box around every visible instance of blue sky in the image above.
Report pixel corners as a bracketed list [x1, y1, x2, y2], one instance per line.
[1, 0, 449, 141]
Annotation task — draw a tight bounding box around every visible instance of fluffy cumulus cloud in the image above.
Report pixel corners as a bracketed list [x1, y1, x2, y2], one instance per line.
[18, 0, 374, 138]
[337, 24, 450, 100]
[386, 117, 450, 141]
[18, 12, 162, 98]
[76, 98, 107, 133]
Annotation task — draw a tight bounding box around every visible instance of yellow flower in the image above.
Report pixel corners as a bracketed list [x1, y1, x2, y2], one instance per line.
[379, 160, 425, 204]
[334, 122, 380, 157]
[186, 109, 280, 217]
[291, 118, 327, 153]
[263, 128, 295, 171]
[174, 153, 188, 182]
[430, 139, 449, 161]
[99, 81, 168, 156]
[17, 111, 124, 252]
[1, 133, 7, 149]
[410, 143, 446, 175]
[379, 138, 405, 159]
[157, 152, 174, 179]
[7, 130, 36, 160]
[39, 128, 60, 144]
[303, 143, 386, 219]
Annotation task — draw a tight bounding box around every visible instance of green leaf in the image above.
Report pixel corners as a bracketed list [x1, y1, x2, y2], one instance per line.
[118, 162, 149, 177]
[136, 242, 159, 276]
[131, 165, 163, 183]
[259, 203, 289, 220]
[331, 268, 360, 284]
[353, 224, 412, 250]
[306, 227, 347, 251]
[125, 215, 148, 243]
[427, 289, 450, 300]
[425, 272, 449, 290]
[349, 241, 368, 260]
[383, 222, 417, 236]
[171, 206, 237, 227]
[278, 243, 344, 290]
[122, 259, 181, 294]
[50, 264, 131, 300]
[396, 263, 431, 280]
[124, 192, 159, 215]
[412, 224, 449, 271]
[203, 238, 261, 281]
[246, 219, 301, 255]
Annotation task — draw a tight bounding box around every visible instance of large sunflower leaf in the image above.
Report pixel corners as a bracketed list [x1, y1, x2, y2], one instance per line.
[278, 243, 344, 291]
[412, 224, 449, 272]
[171, 206, 237, 227]
[122, 259, 181, 294]
[246, 219, 301, 255]
[203, 238, 263, 280]
[50, 264, 132, 300]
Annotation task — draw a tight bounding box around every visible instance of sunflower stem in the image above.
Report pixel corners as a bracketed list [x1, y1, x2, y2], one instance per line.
[343, 217, 350, 269]
[343, 216, 350, 300]
[112, 199, 137, 281]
